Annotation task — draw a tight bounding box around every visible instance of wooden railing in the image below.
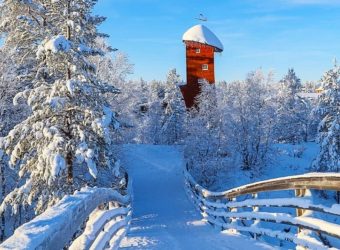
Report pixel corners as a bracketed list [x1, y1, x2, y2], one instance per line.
[0, 183, 131, 250]
[184, 165, 340, 250]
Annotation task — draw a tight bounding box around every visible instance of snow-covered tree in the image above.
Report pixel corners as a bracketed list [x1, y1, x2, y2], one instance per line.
[303, 81, 317, 93]
[185, 81, 223, 185]
[0, 0, 124, 238]
[91, 37, 133, 87]
[90, 37, 136, 143]
[275, 69, 313, 143]
[160, 69, 186, 144]
[0, 0, 44, 136]
[0, 0, 46, 238]
[312, 64, 340, 173]
[279, 68, 302, 94]
[139, 80, 164, 144]
[223, 70, 275, 172]
[0, 0, 44, 87]
[0, 51, 26, 137]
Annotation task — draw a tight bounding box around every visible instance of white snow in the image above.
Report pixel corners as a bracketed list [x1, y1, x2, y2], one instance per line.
[87, 158, 98, 179]
[119, 145, 275, 249]
[182, 24, 224, 52]
[297, 92, 321, 99]
[37, 35, 71, 57]
[45, 35, 71, 53]
[51, 153, 66, 177]
[74, 142, 98, 179]
[66, 80, 75, 96]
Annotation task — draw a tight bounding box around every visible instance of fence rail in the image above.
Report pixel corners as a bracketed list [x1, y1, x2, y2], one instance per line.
[0, 183, 131, 250]
[184, 165, 340, 250]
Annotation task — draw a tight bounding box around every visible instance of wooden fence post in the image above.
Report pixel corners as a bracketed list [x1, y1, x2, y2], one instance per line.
[252, 193, 259, 239]
[295, 189, 306, 218]
[228, 197, 239, 234]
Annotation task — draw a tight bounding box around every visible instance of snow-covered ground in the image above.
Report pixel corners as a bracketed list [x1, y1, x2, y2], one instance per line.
[119, 144, 276, 250]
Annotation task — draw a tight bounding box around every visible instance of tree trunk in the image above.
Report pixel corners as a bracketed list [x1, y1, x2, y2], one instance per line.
[0, 164, 5, 241]
[66, 1, 73, 184]
[66, 151, 73, 184]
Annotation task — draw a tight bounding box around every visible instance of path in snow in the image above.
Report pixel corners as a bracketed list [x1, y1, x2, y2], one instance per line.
[119, 145, 275, 250]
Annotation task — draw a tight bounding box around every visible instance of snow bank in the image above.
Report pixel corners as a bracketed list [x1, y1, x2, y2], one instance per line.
[182, 24, 224, 52]
[0, 187, 130, 250]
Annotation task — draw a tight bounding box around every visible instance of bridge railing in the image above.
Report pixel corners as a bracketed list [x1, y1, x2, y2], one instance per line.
[184, 165, 340, 250]
[0, 182, 131, 250]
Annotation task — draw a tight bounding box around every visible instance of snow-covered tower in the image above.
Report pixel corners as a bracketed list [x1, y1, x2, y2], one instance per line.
[181, 24, 223, 108]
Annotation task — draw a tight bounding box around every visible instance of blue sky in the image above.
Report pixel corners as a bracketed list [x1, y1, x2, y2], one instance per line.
[94, 0, 340, 83]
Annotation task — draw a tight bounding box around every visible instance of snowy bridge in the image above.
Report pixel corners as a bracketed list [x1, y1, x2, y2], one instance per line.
[1, 145, 340, 249]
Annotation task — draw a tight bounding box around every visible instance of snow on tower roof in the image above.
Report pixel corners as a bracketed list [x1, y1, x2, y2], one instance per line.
[182, 24, 224, 52]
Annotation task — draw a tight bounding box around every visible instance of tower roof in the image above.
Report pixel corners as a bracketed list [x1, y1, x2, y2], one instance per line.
[182, 24, 223, 52]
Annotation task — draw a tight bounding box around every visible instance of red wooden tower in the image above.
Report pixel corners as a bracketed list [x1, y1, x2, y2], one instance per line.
[180, 24, 223, 108]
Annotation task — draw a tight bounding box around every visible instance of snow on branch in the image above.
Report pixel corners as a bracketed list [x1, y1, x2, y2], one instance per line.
[37, 35, 71, 58]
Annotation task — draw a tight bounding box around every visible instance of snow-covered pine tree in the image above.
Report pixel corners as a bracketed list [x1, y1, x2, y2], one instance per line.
[312, 63, 340, 174]
[0, 51, 21, 137]
[0, 0, 44, 136]
[0, 0, 47, 239]
[280, 68, 302, 94]
[160, 69, 186, 144]
[185, 81, 223, 185]
[275, 68, 312, 143]
[0, 0, 123, 237]
[140, 80, 164, 144]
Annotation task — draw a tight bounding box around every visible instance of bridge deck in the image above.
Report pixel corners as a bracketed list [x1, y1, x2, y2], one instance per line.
[119, 145, 275, 250]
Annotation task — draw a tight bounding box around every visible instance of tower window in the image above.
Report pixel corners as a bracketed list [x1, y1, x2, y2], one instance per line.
[198, 78, 205, 84]
[202, 64, 209, 71]
[195, 48, 200, 53]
